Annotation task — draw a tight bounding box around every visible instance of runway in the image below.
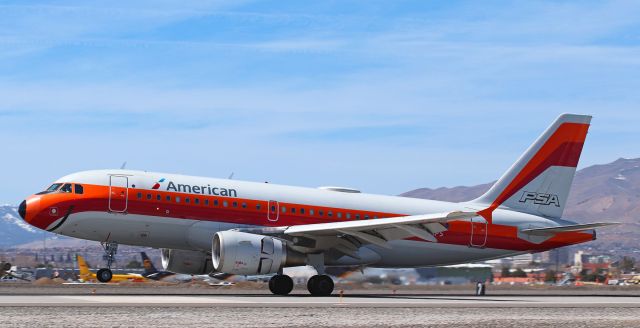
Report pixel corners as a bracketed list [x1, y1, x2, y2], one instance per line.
[1, 293, 640, 327]
[1, 294, 640, 308]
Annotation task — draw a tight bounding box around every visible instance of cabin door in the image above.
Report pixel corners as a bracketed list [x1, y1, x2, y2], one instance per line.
[267, 200, 279, 222]
[470, 217, 488, 247]
[109, 175, 129, 213]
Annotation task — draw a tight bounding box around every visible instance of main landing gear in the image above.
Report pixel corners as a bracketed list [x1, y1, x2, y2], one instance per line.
[307, 274, 334, 296]
[268, 274, 294, 295]
[96, 241, 118, 283]
[268, 274, 335, 296]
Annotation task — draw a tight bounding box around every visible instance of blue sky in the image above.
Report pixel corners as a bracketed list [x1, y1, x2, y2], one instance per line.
[2, 0, 640, 204]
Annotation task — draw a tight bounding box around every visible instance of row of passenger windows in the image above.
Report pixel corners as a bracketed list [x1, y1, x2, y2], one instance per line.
[278, 206, 376, 220]
[135, 192, 377, 220]
[137, 192, 255, 209]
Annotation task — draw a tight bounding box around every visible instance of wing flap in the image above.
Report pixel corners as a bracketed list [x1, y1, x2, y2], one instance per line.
[521, 222, 619, 236]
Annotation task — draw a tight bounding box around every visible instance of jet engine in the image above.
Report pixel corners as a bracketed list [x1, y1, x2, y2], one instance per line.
[212, 231, 306, 275]
[160, 249, 213, 275]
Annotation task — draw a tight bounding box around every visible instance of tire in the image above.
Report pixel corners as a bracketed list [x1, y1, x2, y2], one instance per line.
[307, 275, 334, 296]
[268, 275, 294, 295]
[96, 268, 113, 283]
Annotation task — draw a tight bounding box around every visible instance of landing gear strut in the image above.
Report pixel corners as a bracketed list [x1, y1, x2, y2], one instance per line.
[269, 274, 294, 295]
[97, 241, 118, 283]
[307, 274, 334, 296]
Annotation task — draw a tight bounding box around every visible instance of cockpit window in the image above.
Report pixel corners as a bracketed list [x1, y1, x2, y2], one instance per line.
[36, 183, 63, 195]
[74, 184, 84, 194]
[60, 184, 72, 193]
[46, 184, 62, 192]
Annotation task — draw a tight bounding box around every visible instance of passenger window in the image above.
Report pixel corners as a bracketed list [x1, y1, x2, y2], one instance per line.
[281, 206, 287, 213]
[232, 201, 237, 207]
[337, 212, 342, 219]
[328, 211, 333, 217]
[242, 202, 247, 209]
[364, 215, 369, 220]
[137, 192, 142, 199]
[300, 208, 305, 214]
[186, 198, 190, 203]
[291, 208, 296, 214]
[214, 199, 219, 206]
[374, 216, 378, 219]
[195, 198, 200, 204]
[147, 194, 152, 200]
[346, 213, 351, 219]
[256, 204, 261, 210]
[74, 184, 84, 194]
[310, 209, 314, 215]
[166, 195, 171, 201]
[175, 196, 181, 203]
[356, 214, 361, 220]
[319, 210, 324, 216]
[205, 199, 209, 205]
[223, 201, 228, 207]
[156, 194, 161, 201]
[61, 184, 72, 193]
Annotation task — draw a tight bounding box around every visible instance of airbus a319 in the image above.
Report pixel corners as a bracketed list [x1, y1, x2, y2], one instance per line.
[18, 114, 617, 295]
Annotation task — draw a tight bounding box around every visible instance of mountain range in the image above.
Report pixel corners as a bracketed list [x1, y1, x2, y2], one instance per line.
[0, 205, 46, 247]
[2, 157, 639, 254]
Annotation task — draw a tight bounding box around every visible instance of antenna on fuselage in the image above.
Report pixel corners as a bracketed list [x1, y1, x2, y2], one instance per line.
[120, 161, 127, 169]
[228, 172, 234, 179]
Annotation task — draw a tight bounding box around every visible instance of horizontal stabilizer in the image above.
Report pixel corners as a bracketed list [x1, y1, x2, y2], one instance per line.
[521, 222, 620, 236]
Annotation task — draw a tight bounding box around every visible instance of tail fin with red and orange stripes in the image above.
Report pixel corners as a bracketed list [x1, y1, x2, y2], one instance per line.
[473, 113, 591, 220]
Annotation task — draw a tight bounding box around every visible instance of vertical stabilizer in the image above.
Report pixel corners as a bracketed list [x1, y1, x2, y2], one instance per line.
[141, 252, 159, 275]
[76, 255, 92, 278]
[473, 114, 591, 221]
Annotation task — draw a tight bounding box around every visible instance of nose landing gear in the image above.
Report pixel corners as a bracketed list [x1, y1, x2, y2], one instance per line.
[96, 268, 113, 283]
[96, 241, 118, 283]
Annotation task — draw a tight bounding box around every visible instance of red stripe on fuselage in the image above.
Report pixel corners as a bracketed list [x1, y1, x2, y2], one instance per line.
[30, 183, 594, 252]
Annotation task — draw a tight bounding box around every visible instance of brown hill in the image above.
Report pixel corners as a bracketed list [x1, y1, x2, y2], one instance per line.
[401, 158, 640, 254]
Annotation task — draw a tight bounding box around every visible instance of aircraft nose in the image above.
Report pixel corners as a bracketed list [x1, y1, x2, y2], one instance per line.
[18, 200, 26, 220]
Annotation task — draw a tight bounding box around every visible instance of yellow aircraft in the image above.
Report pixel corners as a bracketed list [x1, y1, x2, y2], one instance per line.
[77, 255, 146, 283]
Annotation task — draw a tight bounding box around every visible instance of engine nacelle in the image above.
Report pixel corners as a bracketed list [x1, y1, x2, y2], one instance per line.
[212, 231, 305, 275]
[161, 249, 213, 275]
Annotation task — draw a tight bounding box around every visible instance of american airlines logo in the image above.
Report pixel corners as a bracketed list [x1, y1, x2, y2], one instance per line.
[165, 181, 238, 197]
[151, 178, 165, 190]
[519, 191, 560, 207]
[151, 178, 238, 197]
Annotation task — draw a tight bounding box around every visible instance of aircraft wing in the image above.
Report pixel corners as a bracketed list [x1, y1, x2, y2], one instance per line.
[283, 211, 476, 249]
[7, 272, 31, 281]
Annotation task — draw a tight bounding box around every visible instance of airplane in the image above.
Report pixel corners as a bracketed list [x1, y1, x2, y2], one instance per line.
[76, 255, 146, 283]
[18, 114, 618, 296]
[141, 251, 234, 283]
[0, 262, 31, 281]
[140, 251, 176, 281]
